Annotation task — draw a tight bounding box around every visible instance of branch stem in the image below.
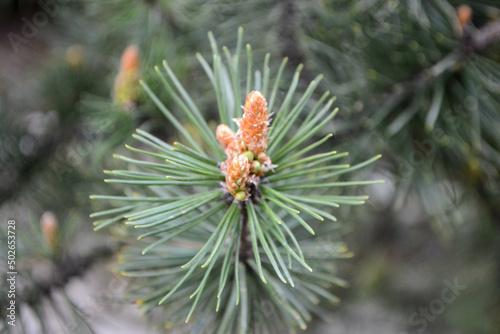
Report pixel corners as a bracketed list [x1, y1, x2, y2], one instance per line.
[239, 203, 251, 261]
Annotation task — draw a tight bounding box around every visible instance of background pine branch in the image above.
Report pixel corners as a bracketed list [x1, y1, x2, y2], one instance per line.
[1, 0, 499, 333]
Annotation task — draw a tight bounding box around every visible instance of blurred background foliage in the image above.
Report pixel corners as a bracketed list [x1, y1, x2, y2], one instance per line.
[0, 0, 499, 333]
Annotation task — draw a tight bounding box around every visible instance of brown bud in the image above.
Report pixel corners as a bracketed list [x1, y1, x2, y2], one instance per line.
[40, 211, 58, 251]
[457, 5, 472, 28]
[113, 45, 141, 109]
[66, 44, 84, 69]
[120, 45, 140, 72]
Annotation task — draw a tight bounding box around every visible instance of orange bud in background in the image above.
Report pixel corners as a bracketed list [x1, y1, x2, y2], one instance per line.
[120, 45, 140, 72]
[66, 44, 84, 69]
[457, 5, 472, 28]
[40, 211, 58, 252]
[113, 45, 141, 110]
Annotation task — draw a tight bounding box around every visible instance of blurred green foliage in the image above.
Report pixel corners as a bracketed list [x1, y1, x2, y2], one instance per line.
[0, 0, 499, 333]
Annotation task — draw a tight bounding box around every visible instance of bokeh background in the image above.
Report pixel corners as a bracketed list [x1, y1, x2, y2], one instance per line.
[1, 0, 499, 333]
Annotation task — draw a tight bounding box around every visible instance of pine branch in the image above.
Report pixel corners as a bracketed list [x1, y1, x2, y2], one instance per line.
[92, 29, 380, 332]
[471, 19, 500, 52]
[0, 244, 117, 310]
[344, 16, 500, 143]
[0, 123, 78, 203]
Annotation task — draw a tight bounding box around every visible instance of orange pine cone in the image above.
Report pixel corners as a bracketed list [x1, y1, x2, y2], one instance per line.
[218, 123, 246, 158]
[239, 91, 269, 156]
[226, 138, 246, 158]
[216, 91, 273, 201]
[225, 154, 251, 200]
[216, 124, 235, 149]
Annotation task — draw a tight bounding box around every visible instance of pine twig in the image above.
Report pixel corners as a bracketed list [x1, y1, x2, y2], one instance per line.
[0, 244, 117, 309]
[471, 19, 500, 52]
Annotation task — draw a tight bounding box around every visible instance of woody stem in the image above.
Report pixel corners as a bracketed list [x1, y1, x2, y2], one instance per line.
[239, 203, 251, 261]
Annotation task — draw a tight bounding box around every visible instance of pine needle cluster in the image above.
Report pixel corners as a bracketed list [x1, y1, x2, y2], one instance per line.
[91, 29, 382, 332]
